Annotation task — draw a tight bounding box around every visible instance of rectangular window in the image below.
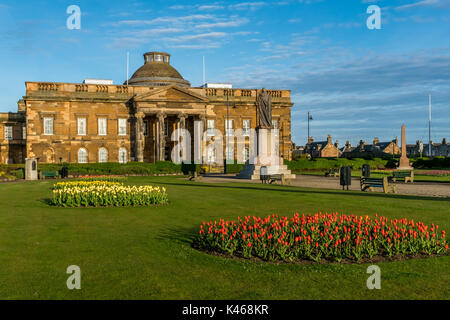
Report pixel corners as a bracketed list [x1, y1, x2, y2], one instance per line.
[44, 117, 53, 135]
[207, 120, 215, 136]
[226, 146, 234, 161]
[118, 118, 127, 136]
[78, 118, 87, 136]
[243, 147, 250, 161]
[22, 127, 26, 140]
[143, 121, 148, 137]
[242, 119, 251, 136]
[164, 119, 169, 137]
[272, 119, 279, 136]
[225, 119, 234, 136]
[5, 126, 13, 140]
[98, 118, 107, 136]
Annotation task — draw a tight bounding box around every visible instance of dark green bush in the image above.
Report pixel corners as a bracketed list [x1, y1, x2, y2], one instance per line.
[412, 157, 450, 169]
[285, 158, 389, 172]
[32, 161, 183, 176]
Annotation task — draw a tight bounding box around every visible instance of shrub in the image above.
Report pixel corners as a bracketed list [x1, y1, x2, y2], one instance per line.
[39, 161, 182, 176]
[195, 213, 448, 263]
[285, 158, 389, 172]
[412, 157, 450, 169]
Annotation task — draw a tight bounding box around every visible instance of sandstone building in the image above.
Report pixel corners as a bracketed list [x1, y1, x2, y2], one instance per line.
[0, 52, 293, 165]
[342, 138, 400, 158]
[305, 135, 341, 158]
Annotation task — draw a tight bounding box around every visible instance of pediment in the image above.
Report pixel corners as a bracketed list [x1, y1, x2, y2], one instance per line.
[134, 85, 209, 103]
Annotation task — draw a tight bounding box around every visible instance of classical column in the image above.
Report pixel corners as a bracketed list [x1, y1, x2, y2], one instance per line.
[176, 113, 188, 161]
[178, 113, 187, 131]
[135, 112, 145, 162]
[157, 112, 166, 161]
[195, 115, 205, 164]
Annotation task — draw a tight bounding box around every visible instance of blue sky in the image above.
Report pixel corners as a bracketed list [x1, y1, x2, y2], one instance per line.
[0, 0, 449, 146]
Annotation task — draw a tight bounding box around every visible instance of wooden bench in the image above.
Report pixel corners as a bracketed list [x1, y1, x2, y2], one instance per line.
[188, 170, 201, 181]
[392, 171, 414, 183]
[41, 171, 59, 179]
[360, 177, 397, 194]
[269, 174, 291, 186]
[325, 168, 340, 177]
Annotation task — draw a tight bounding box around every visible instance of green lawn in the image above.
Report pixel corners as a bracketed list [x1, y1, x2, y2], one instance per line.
[0, 176, 449, 299]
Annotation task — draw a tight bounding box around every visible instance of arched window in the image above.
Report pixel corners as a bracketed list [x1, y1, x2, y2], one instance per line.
[98, 148, 108, 163]
[118, 148, 127, 164]
[78, 148, 88, 163]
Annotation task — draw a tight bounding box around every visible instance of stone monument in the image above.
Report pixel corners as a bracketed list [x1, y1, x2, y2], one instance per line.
[397, 124, 413, 170]
[237, 89, 295, 180]
[25, 158, 38, 180]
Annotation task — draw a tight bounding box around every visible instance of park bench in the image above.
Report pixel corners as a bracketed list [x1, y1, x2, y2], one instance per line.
[41, 171, 59, 179]
[360, 177, 397, 194]
[268, 174, 291, 186]
[392, 171, 414, 183]
[188, 170, 201, 181]
[325, 168, 340, 177]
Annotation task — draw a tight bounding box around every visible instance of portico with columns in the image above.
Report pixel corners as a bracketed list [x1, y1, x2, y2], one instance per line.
[132, 85, 209, 163]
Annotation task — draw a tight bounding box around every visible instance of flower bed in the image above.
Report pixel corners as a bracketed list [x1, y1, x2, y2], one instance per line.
[53, 180, 123, 190]
[51, 181, 168, 207]
[417, 170, 450, 176]
[75, 175, 127, 182]
[195, 213, 448, 263]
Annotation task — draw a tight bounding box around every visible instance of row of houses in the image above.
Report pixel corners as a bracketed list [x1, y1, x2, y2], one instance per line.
[293, 135, 449, 158]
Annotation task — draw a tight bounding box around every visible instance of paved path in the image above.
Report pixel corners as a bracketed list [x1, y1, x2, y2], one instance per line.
[197, 174, 450, 198]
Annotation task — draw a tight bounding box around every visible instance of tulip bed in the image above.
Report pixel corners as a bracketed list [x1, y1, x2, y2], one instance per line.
[75, 175, 127, 182]
[53, 180, 123, 190]
[51, 180, 168, 207]
[195, 213, 448, 263]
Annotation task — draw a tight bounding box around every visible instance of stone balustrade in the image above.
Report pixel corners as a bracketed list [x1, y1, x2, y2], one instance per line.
[27, 82, 290, 99]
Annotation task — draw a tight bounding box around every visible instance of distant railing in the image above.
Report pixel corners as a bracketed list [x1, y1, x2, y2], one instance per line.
[241, 89, 252, 97]
[38, 83, 59, 91]
[268, 90, 282, 98]
[116, 86, 128, 94]
[96, 85, 108, 93]
[205, 88, 217, 96]
[75, 84, 88, 92]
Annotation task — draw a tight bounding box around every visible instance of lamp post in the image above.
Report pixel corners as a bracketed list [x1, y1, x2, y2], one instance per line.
[307, 112, 313, 141]
[428, 94, 432, 157]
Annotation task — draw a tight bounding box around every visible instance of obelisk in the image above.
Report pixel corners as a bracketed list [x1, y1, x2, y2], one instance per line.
[398, 124, 413, 170]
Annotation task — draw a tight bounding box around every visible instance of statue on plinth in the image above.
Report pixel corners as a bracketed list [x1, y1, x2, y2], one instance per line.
[257, 89, 272, 129]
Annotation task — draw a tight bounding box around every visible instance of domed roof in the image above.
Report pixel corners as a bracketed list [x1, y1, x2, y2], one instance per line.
[126, 52, 190, 87]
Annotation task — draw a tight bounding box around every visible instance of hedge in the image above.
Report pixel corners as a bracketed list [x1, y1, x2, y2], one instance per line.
[411, 157, 450, 169]
[285, 158, 391, 172]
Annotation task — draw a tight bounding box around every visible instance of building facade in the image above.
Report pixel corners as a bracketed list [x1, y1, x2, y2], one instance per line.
[0, 52, 294, 164]
[407, 139, 449, 157]
[342, 138, 400, 158]
[305, 135, 341, 158]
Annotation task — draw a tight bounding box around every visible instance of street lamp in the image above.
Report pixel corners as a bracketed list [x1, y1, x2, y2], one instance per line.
[307, 112, 313, 141]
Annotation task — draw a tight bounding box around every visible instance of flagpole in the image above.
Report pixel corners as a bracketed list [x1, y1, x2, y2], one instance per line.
[428, 94, 432, 157]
